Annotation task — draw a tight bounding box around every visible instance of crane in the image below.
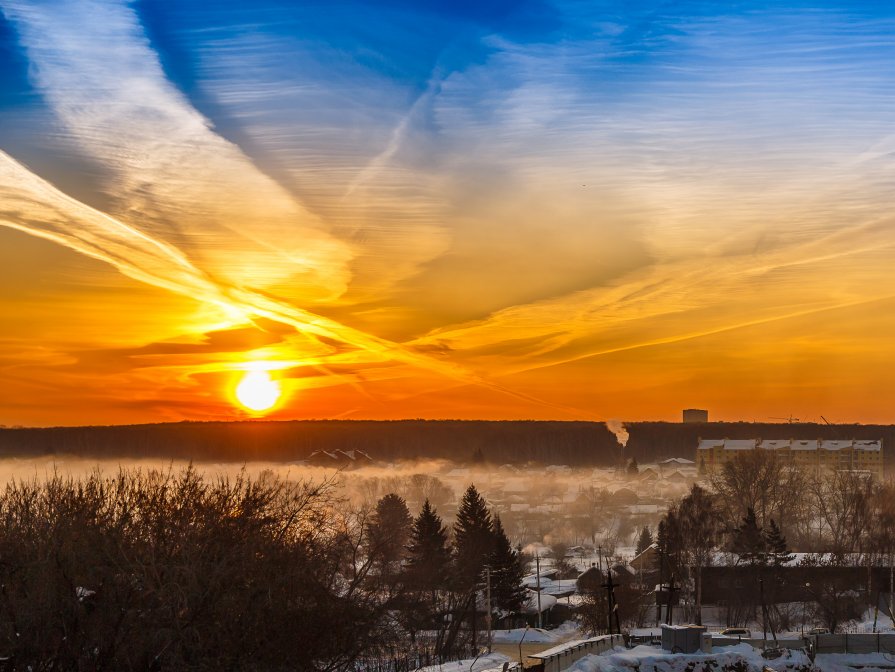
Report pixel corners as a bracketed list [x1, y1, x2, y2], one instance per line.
[769, 415, 799, 424]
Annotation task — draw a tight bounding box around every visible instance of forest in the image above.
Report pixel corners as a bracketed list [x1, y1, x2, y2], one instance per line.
[1, 420, 892, 469]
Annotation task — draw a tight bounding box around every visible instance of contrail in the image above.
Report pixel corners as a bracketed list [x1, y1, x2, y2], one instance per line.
[0, 150, 585, 414]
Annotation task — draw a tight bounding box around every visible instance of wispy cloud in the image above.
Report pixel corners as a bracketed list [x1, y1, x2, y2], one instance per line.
[1, 0, 351, 301]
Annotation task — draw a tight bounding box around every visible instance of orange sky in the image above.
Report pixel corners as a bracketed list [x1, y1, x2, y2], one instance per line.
[3, 1, 895, 426]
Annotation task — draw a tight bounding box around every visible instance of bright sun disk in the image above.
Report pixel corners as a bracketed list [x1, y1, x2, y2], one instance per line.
[235, 368, 281, 412]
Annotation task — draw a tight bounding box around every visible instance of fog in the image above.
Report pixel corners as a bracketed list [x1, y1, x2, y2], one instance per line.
[0, 455, 698, 557]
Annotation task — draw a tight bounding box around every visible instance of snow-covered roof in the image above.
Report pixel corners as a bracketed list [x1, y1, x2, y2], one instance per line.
[522, 590, 558, 614]
[791, 440, 816, 451]
[659, 457, 695, 465]
[697, 438, 757, 451]
[697, 438, 882, 453]
[856, 440, 883, 452]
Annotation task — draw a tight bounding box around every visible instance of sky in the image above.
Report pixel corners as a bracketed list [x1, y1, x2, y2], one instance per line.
[2, 0, 895, 426]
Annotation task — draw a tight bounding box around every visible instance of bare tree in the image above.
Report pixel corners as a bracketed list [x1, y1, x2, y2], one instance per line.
[676, 484, 722, 625]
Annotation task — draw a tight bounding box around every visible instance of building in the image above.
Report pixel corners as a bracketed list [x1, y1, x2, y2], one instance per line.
[696, 438, 883, 478]
[683, 409, 708, 423]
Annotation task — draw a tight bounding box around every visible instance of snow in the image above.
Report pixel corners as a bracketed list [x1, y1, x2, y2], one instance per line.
[815, 652, 895, 672]
[492, 628, 558, 644]
[413, 652, 511, 672]
[523, 591, 558, 613]
[697, 438, 882, 453]
[522, 575, 576, 597]
[493, 622, 582, 644]
[566, 644, 812, 672]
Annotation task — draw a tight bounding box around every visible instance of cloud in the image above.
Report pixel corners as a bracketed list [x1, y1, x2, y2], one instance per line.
[1, 0, 351, 302]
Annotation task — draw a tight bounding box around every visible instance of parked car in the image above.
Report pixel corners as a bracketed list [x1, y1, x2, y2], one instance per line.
[806, 627, 830, 635]
[719, 627, 752, 638]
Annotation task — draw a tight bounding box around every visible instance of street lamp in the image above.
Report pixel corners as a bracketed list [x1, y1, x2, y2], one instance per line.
[518, 625, 530, 667]
[803, 583, 811, 635]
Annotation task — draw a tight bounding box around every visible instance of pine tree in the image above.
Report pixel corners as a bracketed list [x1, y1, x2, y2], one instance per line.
[635, 526, 653, 557]
[453, 484, 494, 590]
[489, 516, 527, 614]
[763, 518, 794, 567]
[367, 493, 412, 575]
[627, 458, 639, 475]
[730, 507, 766, 566]
[405, 499, 451, 592]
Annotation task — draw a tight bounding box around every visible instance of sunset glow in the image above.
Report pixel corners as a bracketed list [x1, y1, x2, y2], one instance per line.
[2, 1, 895, 425]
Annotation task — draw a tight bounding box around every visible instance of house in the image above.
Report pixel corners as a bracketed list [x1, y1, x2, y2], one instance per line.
[631, 543, 659, 573]
[307, 449, 373, 468]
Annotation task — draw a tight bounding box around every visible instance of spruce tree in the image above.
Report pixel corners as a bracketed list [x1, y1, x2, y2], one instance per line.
[627, 458, 639, 475]
[367, 493, 412, 575]
[489, 516, 527, 614]
[405, 499, 451, 592]
[730, 507, 766, 566]
[452, 485, 494, 590]
[635, 526, 653, 557]
[763, 518, 794, 567]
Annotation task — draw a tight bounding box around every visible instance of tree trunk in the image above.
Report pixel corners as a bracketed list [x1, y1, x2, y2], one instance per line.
[694, 565, 703, 625]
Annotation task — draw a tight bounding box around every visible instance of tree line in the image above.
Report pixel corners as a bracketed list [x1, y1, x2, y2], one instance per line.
[3, 420, 893, 468]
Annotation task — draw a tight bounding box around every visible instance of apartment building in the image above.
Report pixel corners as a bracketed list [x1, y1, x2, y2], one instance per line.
[696, 438, 883, 478]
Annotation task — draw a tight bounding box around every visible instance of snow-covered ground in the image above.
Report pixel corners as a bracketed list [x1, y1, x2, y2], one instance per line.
[815, 652, 895, 672]
[414, 652, 512, 672]
[567, 643, 895, 672]
[566, 644, 812, 672]
[492, 621, 581, 644]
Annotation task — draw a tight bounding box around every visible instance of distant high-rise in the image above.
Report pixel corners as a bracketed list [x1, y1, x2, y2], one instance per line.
[683, 408, 708, 423]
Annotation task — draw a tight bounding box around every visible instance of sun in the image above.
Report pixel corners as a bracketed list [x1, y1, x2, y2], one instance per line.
[234, 366, 281, 413]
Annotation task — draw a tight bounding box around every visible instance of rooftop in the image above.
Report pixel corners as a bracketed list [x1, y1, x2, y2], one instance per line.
[697, 438, 881, 452]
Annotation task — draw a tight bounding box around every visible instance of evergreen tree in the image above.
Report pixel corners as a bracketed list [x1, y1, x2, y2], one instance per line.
[730, 507, 766, 566]
[452, 485, 494, 589]
[489, 516, 527, 614]
[367, 493, 412, 575]
[627, 458, 639, 475]
[656, 507, 683, 578]
[677, 484, 721, 625]
[405, 499, 451, 592]
[635, 526, 653, 557]
[763, 518, 794, 567]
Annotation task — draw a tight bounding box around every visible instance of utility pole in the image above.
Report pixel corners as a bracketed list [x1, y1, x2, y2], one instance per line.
[485, 567, 492, 653]
[666, 574, 676, 625]
[889, 551, 894, 630]
[536, 553, 542, 629]
[601, 559, 621, 636]
[657, 549, 665, 628]
[760, 576, 767, 645]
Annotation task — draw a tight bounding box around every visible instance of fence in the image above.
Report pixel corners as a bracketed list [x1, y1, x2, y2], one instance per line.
[812, 633, 895, 655]
[711, 637, 804, 650]
[525, 635, 623, 672]
[358, 644, 481, 672]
